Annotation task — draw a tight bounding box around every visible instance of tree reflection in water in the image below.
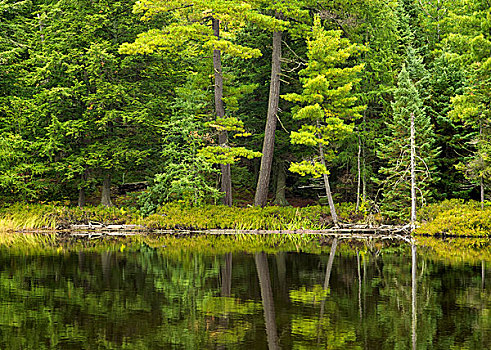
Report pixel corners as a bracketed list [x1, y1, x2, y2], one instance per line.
[0, 237, 489, 349]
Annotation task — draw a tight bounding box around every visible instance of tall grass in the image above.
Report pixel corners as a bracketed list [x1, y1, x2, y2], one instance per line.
[144, 203, 359, 230]
[0, 202, 363, 237]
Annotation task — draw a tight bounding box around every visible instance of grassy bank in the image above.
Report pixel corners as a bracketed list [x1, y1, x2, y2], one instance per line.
[2, 199, 491, 238]
[416, 199, 491, 237]
[0, 202, 362, 232]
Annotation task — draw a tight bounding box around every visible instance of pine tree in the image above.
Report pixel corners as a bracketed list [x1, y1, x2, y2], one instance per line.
[377, 65, 439, 220]
[120, 0, 280, 206]
[283, 16, 365, 225]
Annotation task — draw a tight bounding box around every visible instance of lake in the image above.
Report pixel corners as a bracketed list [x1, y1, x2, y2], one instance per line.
[0, 235, 489, 349]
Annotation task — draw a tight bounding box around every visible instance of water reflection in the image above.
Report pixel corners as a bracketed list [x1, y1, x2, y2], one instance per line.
[0, 237, 490, 349]
[412, 244, 417, 350]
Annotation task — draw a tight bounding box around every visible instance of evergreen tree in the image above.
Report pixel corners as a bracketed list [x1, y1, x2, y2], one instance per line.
[445, 0, 491, 206]
[283, 16, 365, 224]
[427, 54, 471, 199]
[253, 0, 310, 207]
[0, 0, 167, 205]
[377, 65, 439, 220]
[121, 0, 277, 206]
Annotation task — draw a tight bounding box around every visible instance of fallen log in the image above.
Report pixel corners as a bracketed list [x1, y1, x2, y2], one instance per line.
[70, 224, 146, 231]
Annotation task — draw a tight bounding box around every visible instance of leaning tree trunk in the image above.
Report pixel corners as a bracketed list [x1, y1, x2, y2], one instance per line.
[217, 253, 233, 350]
[318, 238, 338, 343]
[273, 160, 289, 206]
[317, 126, 338, 226]
[254, 13, 282, 207]
[213, 17, 232, 207]
[100, 173, 113, 207]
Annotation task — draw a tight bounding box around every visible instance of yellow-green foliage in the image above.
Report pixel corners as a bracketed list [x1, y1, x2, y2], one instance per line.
[0, 202, 361, 234]
[144, 203, 358, 230]
[144, 234, 328, 257]
[0, 204, 58, 230]
[0, 231, 57, 254]
[416, 237, 491, 265]
[416, 199, 491, 236]
[0, 203, 142, 231]
[0, 233, 330, 257]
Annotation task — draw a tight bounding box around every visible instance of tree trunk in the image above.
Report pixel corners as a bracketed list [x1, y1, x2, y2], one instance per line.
[482, 260, 485, 290]
[356, 133, 362, 211]
[254, 14, 282, 207]
[357, 250, 362, 320]
[255, 252, 280, 350]
[362, 111, 367, 202]
[480, 122, 484, 210]
[101, 251, 112, 285]
[100, 173, 113, 207]
[273, 160, 289, 206]
[318, 140, 339, 226]
[213, 17, 232, 207]
[481, 176, 485, 210]
[78, 187, 86, 208]
[410, 112, 416, 229]
[78, 170, 88, 207]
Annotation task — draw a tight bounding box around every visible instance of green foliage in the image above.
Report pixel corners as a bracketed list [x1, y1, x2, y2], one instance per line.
[0, 201, 365, 233]
[137, 81, 221, 214]
[376, 60, 439, 220]
[415, 236, 491, 265]
[1, 0, 491, 213]
[0, 0, 168, 203]
[288, 161, 328, 178]
[283, 16, 364, 183]
[138, 171, 220, 216]
[198, 116, 261, 165]
[417, 199, 491, 236]
[0, 203, 142, 230]
[119, 0, 285, 58]
[144, 204, 332, 230]
[444, 0, 491, 200]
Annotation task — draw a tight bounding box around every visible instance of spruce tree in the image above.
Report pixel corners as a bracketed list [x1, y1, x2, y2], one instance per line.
[377, 65, 439, 220]
[446, 0, 491, 207]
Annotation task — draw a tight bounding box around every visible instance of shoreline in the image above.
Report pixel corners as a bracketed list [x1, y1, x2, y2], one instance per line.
[1, 199, 490, 238]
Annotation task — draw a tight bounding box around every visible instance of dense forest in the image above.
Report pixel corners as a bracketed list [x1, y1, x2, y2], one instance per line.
[0, 0, 490, 219]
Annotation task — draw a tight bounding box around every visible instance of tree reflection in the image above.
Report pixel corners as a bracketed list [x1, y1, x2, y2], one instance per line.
[255, 252, 280, 350]
[0, 238, 489, 349]
[412, 244, 417, 350]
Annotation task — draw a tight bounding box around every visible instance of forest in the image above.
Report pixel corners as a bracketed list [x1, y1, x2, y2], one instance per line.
[1, 0, 490, 222]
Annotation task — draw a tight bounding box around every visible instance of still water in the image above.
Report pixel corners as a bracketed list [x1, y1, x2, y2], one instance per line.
[0, 236, 490, 349]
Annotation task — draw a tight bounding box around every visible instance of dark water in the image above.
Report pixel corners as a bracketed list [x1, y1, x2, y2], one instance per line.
[1, 239, 490, 349]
